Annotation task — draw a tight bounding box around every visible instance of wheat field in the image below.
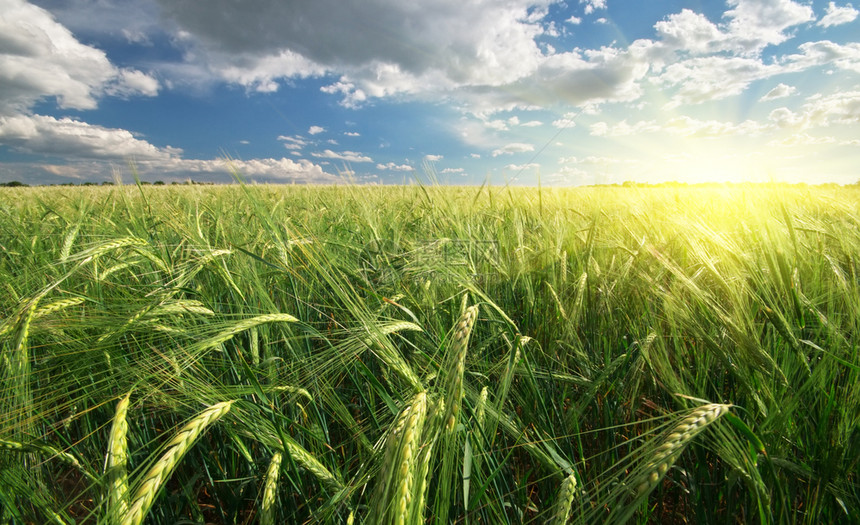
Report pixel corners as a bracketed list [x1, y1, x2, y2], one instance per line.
[0, 182, 857, 524]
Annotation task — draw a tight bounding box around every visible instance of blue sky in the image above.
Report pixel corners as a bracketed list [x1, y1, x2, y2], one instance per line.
[1, 0, 859, 185]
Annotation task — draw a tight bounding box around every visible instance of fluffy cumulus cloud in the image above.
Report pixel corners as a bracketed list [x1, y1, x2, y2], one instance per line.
[458, 40, 657, 116]
[581, 0, 607, 15]
[186, 157, 336, 183]
[647, 0, 832, 108]
[0, 0, 159, 113]
[492, 143, 535, 156]
[761, 83, 797, 101]
[785, 41, 860, 73]
[818, 2, 859, 27]
[723, 0, 814, 54]
[0, 1, 338, 184]
[41, 0, 839, 118]
[658, 56, 780, 107]
[0, 114, 336, 183]
[377, 162, 414, 171]
[0, 154, 338, 185]
[0, 115, 175, 160]
[156, 0, 552, 98]
[770, 90, 860, 129]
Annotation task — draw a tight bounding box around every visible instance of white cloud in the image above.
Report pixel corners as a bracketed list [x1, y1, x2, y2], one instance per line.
[278, 135, 308, 150]
[461, 41, 657, 115]
[580, 0, 606, 15]
[566, 15, 582, 25]
[122, 28, 152, 46]
[760, 83, 796, 101]
[441, 167, 465, 174]
[654, 9, 727, 55]
[424, 154, 444, 161]
[0, 114, 177, 160]
[552, 113, 580, 128]
[215, 50, 326, 92]
[818, 2, 859, 27]
[652, 2, 819, 61]
[520, 120, 543, 127]
[1, 152, 337, 185]
[157, 0, 552, 103]
[320, 80, 367, 108]
[785, 41, 860, 73]
[137, 156, 338, 184]
[664, 115, 770, 137]
[203, 157, 337, 182]
[590, 119, 659, 136]
[559, 155, 630, 165]
[311, 149, 373, 162]
[505, 162, 540, 171]
[0, 0, 159, 113]
[723, 0, 815, 55]
[770, 90, 860, 129]
[107, 69, 160, 98]
[377, 162, 413, 171]
[492, 143, 534, 156]
[344, 131, 360, 137]
[658, 55, 779, 107]
[308, 125, 326, 135]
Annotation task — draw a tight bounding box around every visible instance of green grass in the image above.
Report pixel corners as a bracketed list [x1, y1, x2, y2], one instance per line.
[0, 182, 857, 524]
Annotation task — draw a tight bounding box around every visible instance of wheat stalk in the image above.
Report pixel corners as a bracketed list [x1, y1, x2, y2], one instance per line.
[560, 250, 568, 284]
[33, 297, 85, 320]
[260, 452, 282, 525]
[410, 396, 443, 524]
[364, 321, 423, 390]
[633, 403, 729, 496]
[551, 472, 577, 525]
[147, 300, 215, 317]
[393, 391, 427, 525]
[106, 392, 132, 521]
[546, 281, 568, 320]
[122, 400, 234, 525]
[444, 305, 479, 432]
[281, 435, 343, 491]
[371, 391, 429, 524]
[0, 438, 97, 483]
[71, 236, 149, 264]
[196, 313, 299, 352]
[59, 224, 80, 263]
[476, 386, 488, 431]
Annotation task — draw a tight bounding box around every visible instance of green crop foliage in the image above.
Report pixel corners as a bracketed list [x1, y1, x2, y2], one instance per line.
[0, 182, 857, 524]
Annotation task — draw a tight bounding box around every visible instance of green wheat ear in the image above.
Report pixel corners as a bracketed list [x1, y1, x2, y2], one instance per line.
[370, 391, 428, 524]
[106, 392, 132, 521]
[260, 452, 282, 525]
[122, 401, 234, 525]
[551, 472, 578, 525]
[632, 403, 730, 497]
[443, 305, 479, 433]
